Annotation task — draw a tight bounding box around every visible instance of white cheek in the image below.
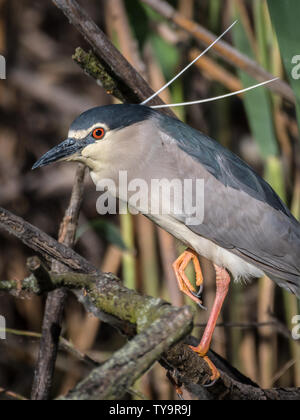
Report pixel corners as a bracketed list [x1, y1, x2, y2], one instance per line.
[81, 141, 112, 165]
[81, 143, 96, 158]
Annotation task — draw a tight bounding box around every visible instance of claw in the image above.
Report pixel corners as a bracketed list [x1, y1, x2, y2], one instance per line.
[191, 284, 204, 299]
[176, 387, 185, 400]
[196, 300, 208, 311]
[191, 284, 207, 310]
[203, 377, 219, 388]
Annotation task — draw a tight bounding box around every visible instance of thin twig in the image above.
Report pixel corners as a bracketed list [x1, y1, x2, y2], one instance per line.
[0, 388, 28, 401]
[189, 49, 242, 92]
[195, 320, 299, 345]
[271, 359, 296, 386]
[2, 327, 98, 368]
[196, 321, 283, 330]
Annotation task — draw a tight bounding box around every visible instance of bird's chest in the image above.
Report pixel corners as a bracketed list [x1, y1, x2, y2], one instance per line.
[90, 159, 263, 280]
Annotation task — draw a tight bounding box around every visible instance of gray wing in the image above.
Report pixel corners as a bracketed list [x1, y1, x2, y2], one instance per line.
[157, 113, 300, 296]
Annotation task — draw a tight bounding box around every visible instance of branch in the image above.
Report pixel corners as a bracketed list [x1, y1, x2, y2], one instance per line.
[0, 207, 97, 275]
[51, 0, 173, 116]
[31, 164, 86, 400]
[0, 267, 258, 399]
[0, 208, 256, 398]
[1, 262, 299, 400]
[1, 267, 191, 337]
[1, 264, 195, 399]
[60, 306, 192, 400]
[72, 48, 127, 103]
[165, 338, 300, 400]
[141, 0, 295, 104]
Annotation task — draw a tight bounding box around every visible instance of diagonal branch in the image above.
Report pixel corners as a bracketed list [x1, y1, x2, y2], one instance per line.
[51, 0, 173, 116]
[0, 207, 96, 274]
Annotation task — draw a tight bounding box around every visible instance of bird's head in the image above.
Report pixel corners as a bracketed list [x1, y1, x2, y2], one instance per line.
[32, 104, 157, 172]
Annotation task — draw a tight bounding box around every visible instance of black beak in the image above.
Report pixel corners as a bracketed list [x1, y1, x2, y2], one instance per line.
[32, 138, 80, 170]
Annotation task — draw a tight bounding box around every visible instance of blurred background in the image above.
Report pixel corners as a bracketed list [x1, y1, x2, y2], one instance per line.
[0, 0, 300, 400]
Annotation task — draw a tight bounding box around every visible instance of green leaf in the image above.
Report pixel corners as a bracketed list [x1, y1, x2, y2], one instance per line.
[77, 220, 128, 251]
[267, 0, 300, 130]
[124, 0, 150, 49]
[232, 5, 279, 158]
[120, 212, 136, 290]
[149, 33, 180, 82]
[264, 156, 287, 202]
[208, 0, 222, 32]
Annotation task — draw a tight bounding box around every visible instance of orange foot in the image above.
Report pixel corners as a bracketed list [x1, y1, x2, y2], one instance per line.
[172, 249, 206, 309]
[189, 344, 220, 386]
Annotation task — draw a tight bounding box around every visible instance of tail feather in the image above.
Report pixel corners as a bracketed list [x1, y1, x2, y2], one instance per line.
[290, 283, 300, 299]
[269, 275, 300, 299]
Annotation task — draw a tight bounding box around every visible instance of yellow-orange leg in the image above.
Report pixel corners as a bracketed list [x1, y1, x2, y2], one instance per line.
[172, 249, 204, 308]
[190, 265, 231, 384]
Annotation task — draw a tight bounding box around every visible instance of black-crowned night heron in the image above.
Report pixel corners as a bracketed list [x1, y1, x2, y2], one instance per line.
[33, 103, 300, 383]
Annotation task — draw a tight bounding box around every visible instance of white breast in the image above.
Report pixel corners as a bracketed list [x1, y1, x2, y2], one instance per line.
[148, 213, 264, 282]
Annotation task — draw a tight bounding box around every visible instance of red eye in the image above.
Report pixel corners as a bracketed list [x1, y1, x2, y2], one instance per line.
[92, 128, 105, 140]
